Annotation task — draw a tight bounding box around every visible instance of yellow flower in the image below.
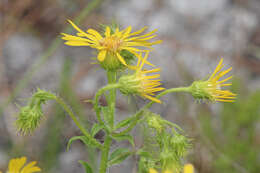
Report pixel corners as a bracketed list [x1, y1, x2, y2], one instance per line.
[183, 164, 194, 173]
[4, 157, 41, 173]
[61, 20, 162, 67]
[118, 51, 164, 103]
[190, 58, 236, 102]
[149, 164, 194, 173]
[149, 168, 158, 173]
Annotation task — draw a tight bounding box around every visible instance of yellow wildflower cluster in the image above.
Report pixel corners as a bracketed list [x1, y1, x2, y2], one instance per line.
[0, 157, 41, 173]
[62, 21, 236, 104]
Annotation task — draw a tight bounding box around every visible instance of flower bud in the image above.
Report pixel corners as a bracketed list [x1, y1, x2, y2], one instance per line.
[16, 104, 43, 134]
[16, 89, 56, 134]
[146, 113, 165, 133]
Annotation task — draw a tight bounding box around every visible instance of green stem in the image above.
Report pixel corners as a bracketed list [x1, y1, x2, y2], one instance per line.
[106, 71, 117, 128]
[55, 96, 102, 149]
[98, 71, 117, 173]
[99, 136, 112, 173]
[94, 83, 120, 128]
[145, 87, 191, 109]
[113, 87, 191, 136]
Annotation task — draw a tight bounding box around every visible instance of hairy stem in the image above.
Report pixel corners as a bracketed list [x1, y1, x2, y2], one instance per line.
[94, 83, 120, 128]
[106, 71, 117, 128]
[99, 136, 112, 173]
[98, 71, 117, 173]
[55, 96, 102, 149]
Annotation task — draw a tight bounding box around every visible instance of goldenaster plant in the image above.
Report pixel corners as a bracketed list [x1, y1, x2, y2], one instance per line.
[15, 19, 237, 173]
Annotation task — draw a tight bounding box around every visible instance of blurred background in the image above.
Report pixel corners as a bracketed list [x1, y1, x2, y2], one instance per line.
[0, 0, 260, 172]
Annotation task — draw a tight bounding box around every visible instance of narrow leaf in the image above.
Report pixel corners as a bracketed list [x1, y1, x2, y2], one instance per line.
[67, 136, 96, 151]
[91, 123, 104, 137]
[79, 160, 93, 173]
[108, 148, 132, 166]
[112, 134, 135, 147]
[115, 116, 135, 129]
[109, 148, 129, 161]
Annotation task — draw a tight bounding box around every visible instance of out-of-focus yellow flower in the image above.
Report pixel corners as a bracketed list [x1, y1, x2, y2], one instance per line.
[118, 51, 164, 103]
[190, 58, 236, 102]
[149, 163, 194, 173]
[5, 157, 41, 173]
[149, 168, 158, 173]
[163, 170, 173, 173]
[61, 20, 162, 67]
[183, 164, 194, 173]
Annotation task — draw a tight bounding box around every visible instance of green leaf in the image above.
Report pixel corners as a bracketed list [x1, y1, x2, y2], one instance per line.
[109, 148, 129, 161]
[111, 134, 135, 147]
[91, 123, 104, 137]
[79, 160, 93, 173]
[67, 136, 96, 151]
[115, 116, 135, 130]
[136, 150, 152, 158]
[108, 148, 132, 166]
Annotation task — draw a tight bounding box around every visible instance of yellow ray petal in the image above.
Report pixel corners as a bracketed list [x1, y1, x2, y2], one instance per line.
[216, 76, 233, 84]
[116, 52, 127, 65]
[97, 50, 107, 62]
[143, 94, 161, 103]
[67, 20, 85, 34]
[105, 26, 111, 37]
[64, 41, 90, 46]
[213, 67, 232, 82]
[87, 29, 103, 40]
[139, 51, 150, 71]
[122, 26, 132, 38]
[142, 68, 161, 73]
[128, 26, 148, 37]
[209, 58, 224, 80]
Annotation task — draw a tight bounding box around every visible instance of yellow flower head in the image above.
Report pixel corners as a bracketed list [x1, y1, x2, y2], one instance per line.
[190, 58, 236, 102]
[5, 157, 41, 173]
[118, 51, 164, 103]
[61, 20, 162, 70]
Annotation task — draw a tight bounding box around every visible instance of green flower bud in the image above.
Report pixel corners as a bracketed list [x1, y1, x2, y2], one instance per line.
[16, 104, 43, 135]
[16, 89, 56, 134]
[146, 113, 165, 133]
[160, 132, 190, 173]
[190, 80, 213, 101]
